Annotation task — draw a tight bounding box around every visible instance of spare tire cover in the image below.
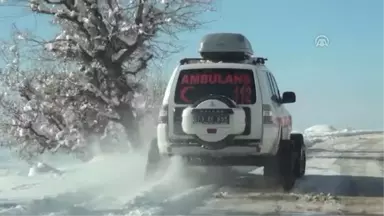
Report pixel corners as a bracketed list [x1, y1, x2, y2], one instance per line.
[181, 95, 237, 147]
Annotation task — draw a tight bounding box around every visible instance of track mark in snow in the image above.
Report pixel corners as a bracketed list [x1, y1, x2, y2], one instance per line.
[159, 184, 219, 215]
[192, 192, 343, 215]
[11, 183, 39, 191]
[0, 182, 218, 216]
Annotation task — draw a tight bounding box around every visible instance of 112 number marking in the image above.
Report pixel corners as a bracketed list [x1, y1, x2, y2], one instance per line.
[234, 85, 252, 104]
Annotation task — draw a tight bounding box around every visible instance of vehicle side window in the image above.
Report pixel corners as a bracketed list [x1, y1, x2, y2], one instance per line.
[269, 74, 281, 100]
[266, 72, 277, 97]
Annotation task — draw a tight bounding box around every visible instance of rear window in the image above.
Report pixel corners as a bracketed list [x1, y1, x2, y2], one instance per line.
[174, 68, 256, 104]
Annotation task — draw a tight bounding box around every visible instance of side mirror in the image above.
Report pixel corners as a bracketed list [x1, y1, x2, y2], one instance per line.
[281, 91, 296, 104]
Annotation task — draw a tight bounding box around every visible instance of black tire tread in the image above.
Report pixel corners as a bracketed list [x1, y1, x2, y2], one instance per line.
[278, 140, 296, 191]
[290, 133, 306, 178]
[263, 139, 296, 192]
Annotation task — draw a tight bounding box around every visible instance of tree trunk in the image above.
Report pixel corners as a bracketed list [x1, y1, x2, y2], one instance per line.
[115, 103, 141, 150]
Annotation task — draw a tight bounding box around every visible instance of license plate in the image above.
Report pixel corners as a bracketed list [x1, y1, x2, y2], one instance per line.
[193, 114, 229, 124]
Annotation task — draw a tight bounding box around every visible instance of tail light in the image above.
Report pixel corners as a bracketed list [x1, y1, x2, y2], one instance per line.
[158, 104, 168, 124]
[287, 115, 292, 128]
[262, 104, 274, 124]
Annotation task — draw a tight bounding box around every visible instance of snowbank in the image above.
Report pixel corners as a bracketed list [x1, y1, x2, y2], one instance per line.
[304, 124, 382, 138]
[28, 162, 63, 177]
[304, 125, 338, 135]
[302, 124, 383, 147]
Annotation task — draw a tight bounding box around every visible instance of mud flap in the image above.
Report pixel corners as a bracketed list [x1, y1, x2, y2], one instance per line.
[264, 140, 297, 191]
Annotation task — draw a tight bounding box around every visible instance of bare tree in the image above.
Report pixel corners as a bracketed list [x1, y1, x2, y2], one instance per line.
[135, 66, 169, 122]
[0, 0, 215, 159]
[0, 41, 110, 160]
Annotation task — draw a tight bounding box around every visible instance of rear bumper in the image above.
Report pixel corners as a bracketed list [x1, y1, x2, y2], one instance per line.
[179, 155, 268, 166]
[167, 142, 261, 156]
[157, 123, 263, 157]
[166, 142, 268, 166]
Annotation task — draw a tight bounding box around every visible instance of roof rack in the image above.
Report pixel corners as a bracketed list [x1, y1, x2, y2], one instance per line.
[179, 57, 268, 66]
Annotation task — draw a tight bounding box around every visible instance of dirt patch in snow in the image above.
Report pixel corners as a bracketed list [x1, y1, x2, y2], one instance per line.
[203, 192, 383, 215]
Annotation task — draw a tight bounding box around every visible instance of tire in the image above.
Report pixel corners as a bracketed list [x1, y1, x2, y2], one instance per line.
[278, 140, 296, 191]
[299, 151, 306, 177]
[263, 140, 296, 192]
[145, 138, 169, 180]
[291, 133, 306, 178]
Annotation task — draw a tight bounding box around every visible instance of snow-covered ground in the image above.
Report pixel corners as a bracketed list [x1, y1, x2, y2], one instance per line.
[0, 125, 382, 216]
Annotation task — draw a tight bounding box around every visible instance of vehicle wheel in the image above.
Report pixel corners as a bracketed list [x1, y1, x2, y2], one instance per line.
[299, 151, 306, 177]
[145, 138, 169, 180]
[291, 133, 306, 178]
[264, 140, 296, 192]
[278, 140, 296, 191]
